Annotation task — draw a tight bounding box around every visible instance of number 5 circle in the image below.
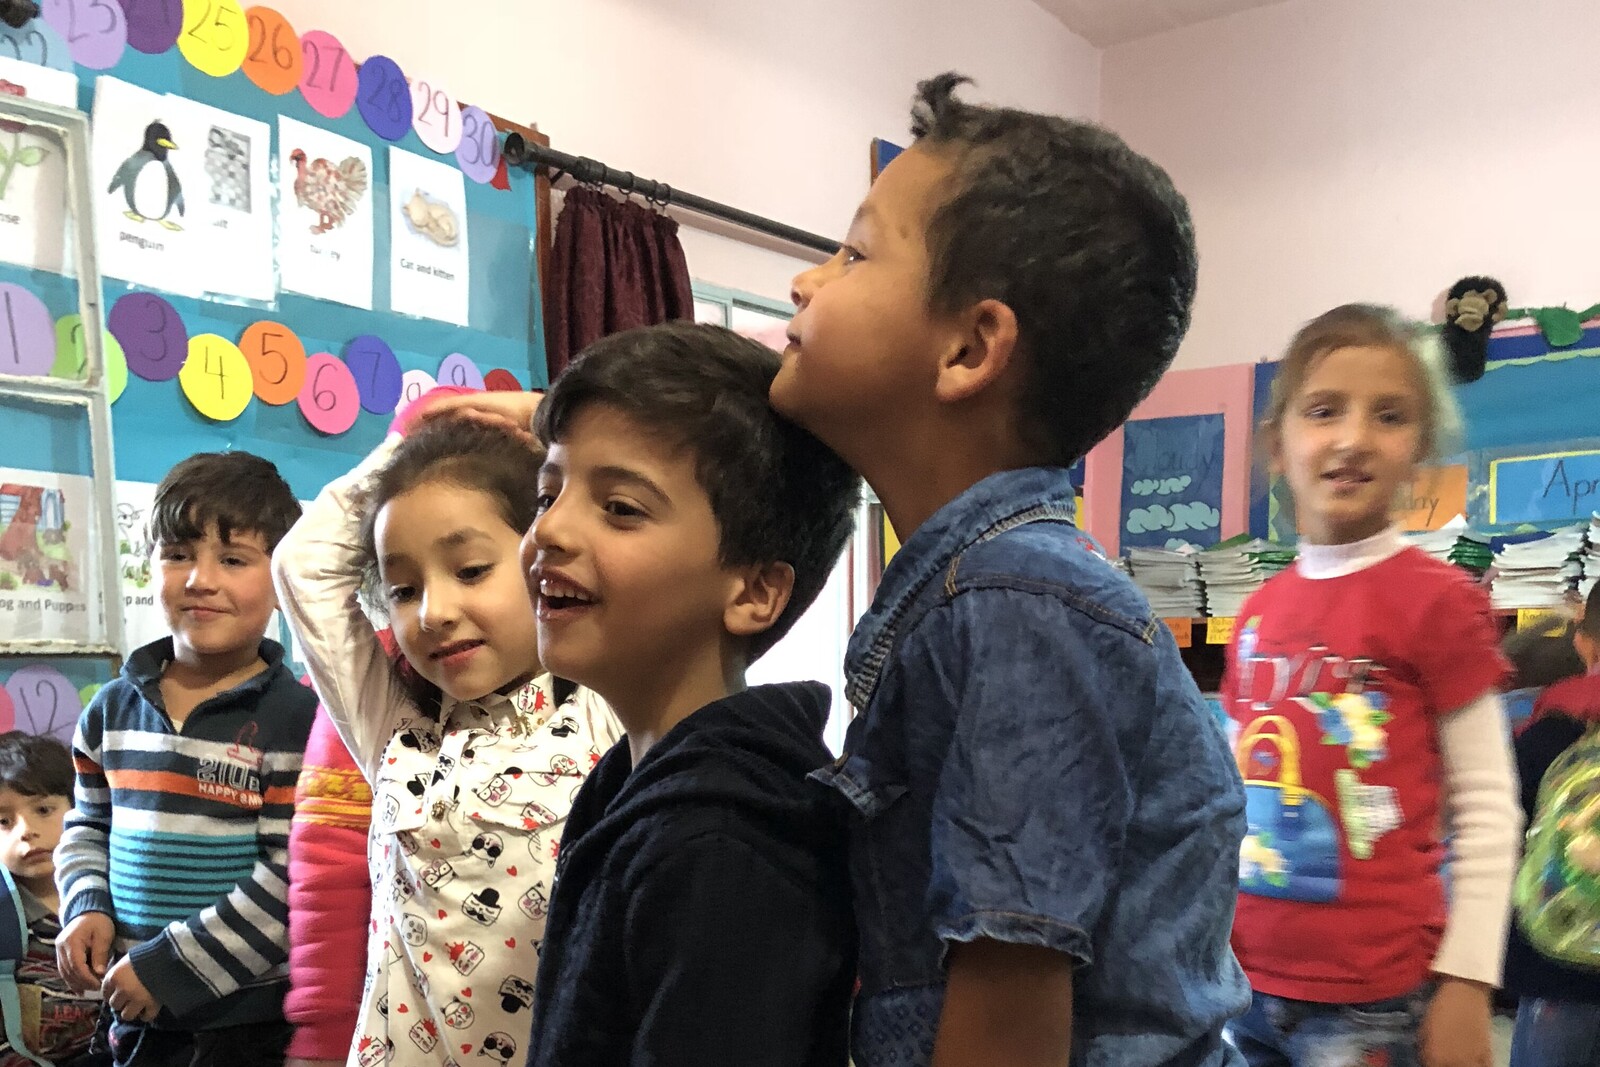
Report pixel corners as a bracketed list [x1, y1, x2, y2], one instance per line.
[180, 334, 252, 421]
[299, 353, 360, 434]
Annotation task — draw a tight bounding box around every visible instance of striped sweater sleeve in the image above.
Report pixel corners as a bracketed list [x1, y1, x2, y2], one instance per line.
[56, 699, 113, 924]
[126, 739, 305, 1017]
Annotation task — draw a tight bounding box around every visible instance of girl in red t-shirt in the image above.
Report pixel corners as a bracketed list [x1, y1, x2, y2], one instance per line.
[1222, 304, 1521, 1067]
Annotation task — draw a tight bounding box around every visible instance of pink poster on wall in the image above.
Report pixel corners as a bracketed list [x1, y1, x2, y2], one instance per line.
[1083, 362, 1255, 556]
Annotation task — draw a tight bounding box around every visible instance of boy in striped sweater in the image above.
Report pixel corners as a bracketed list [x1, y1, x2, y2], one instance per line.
[54, 452, 316, 1067]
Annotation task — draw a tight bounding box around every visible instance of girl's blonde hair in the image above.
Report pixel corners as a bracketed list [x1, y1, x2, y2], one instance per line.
[1260, 303, 1462, 463]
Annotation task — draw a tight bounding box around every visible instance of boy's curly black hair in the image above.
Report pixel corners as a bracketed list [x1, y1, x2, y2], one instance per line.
[908, 73, 1198, 466]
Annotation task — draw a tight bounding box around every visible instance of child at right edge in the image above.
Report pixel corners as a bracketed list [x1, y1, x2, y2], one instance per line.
[1221, 304, 1522, 1067]
[772, 73, 1249, 1067]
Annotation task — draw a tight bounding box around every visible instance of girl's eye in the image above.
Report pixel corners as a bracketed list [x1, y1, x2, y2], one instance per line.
[387, 586, 416, 604]
[841, 245, 865, 265]
[1378, 409, 1410, 426]
[534, 493, 556, 515]
[604, 501, 645, 520]
[458, 564, 491, 582]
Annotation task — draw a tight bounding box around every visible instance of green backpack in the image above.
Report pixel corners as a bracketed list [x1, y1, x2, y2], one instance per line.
[1515, 724, 1600, 969]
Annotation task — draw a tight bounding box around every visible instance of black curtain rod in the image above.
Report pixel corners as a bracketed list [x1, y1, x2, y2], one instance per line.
[503, 134, 839, 257]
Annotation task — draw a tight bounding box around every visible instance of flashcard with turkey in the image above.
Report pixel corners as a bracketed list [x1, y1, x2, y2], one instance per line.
[277, 115, 375, 311]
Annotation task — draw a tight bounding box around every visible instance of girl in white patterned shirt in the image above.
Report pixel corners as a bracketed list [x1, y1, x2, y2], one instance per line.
[273, 400, 619, 1067]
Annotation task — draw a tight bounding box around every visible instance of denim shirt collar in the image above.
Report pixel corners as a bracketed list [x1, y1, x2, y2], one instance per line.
[845, 467, 1078, 708]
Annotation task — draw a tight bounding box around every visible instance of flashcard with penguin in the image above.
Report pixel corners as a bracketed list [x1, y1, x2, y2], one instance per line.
[92, 77, 203, 297]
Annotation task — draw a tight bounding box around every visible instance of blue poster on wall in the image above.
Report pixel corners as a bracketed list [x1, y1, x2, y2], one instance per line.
[1121, 413, 1225, 549]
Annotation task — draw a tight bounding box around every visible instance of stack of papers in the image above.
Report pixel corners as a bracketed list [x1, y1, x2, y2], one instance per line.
[1126, 545, 1206, 617]
[1580, 514, 1600, 604]
[1197, 536, 1296, 618]
[1490, 525, 1588, 610]
[1404, 520, 1493, 576]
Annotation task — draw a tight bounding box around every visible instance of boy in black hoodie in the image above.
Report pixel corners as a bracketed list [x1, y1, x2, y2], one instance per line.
[514, 322, 860, 1067]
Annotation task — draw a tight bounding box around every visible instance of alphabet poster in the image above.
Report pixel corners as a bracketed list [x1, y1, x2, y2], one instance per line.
[0, 55, 78, 274]
[389, 146, 469, 326]
[0, 468, 97, 646]
[278, 116, 374, 310]
[1120, 414, 1225, 550]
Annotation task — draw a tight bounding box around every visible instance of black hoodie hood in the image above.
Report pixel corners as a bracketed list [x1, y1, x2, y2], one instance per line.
[556, 681, 843, 884]
[526, 681, 856, 1067]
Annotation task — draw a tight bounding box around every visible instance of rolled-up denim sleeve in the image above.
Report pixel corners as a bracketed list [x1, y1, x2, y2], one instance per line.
[923, 588, 1140, 969]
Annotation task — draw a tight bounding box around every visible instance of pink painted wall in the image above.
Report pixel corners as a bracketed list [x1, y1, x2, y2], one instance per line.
[1102, 0, 1600, 371]
[1084, 362, 1256, 555]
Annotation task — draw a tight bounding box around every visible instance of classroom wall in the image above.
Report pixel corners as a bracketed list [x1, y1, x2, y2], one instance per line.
[268, 0, 1102, 303]
[1101, 0, 1600, 370]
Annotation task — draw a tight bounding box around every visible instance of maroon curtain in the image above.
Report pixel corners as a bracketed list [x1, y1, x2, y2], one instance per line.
[543, 187, 695, 380]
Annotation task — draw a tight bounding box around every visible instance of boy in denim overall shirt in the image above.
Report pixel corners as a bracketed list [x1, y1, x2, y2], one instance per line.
[772, 73, 1250, 1067]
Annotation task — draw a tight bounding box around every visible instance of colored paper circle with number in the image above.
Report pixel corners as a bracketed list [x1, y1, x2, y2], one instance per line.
[177, 0, 247, 77]
[0, 686, 12, 732]
[296, 29, 356, 118]
[121, 0, 183, 53]
[241, 6, 301, 94]
[299, 353, 360, 434]
[396, 368, 436, 413]
[455, 106, 501, 186]
[344, 334, 402, 415]
[0, 16, 72, 71]
[437, 353, 483, 391]
[110, 292, 186, 382]
[0, 284, 55, 378]
[240, 320, 306, 405]
[78, 682, 103, 707]
[51, 315, 128, 401]
[483, 368, 522, 392]
[5, 665, 81, 745]
[410, 78, 461, 155]
[42, 0, 127, 69]
[180, 334, 252, 421]
[357, 55, 411, 142]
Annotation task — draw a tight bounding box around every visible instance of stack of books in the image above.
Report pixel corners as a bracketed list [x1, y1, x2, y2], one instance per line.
[1580, 514, 1600, 603]
[1490, 525, 1589, 610]
[1197, 536, 1297, 618]
[1404, 520, 1494, 577]
[1125, 545, 1206, 617]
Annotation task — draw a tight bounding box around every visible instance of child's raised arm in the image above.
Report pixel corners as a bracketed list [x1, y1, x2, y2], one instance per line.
[272, 436, 410, 779]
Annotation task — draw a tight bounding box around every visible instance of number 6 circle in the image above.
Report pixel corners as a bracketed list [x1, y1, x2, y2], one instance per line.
[299, 353, 360, 434]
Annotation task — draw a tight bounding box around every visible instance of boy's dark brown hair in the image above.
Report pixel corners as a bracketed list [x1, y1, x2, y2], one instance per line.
[0, 731, 73, 798]
[148, 451, 301, 552]
[536, 322, 860, 661]
[907, 73, 1196, 466]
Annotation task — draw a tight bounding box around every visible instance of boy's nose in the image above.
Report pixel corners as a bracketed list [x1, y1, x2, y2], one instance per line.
[791, 262, 826, 310]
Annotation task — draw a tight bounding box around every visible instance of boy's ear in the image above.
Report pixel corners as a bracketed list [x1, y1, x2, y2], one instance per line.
[934, 298, 1019, 405]
[723, 562, 795, 643]
[1576, 629, 1599, 671]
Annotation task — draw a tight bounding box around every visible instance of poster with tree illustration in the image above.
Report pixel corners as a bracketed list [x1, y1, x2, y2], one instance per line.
[0, 468, 96, 646]
[0, 57, 78, 274]
[1120, 414, 1226, 549]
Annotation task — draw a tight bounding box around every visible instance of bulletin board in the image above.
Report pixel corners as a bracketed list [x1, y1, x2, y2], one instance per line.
[0, 4, 548, 720]
[0, 6, 547, 501]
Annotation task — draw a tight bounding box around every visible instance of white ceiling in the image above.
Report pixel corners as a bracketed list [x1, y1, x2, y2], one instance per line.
[1033, 0, 1288, 47]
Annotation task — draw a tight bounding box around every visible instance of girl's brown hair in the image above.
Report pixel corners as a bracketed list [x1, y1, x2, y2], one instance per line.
[356, 415, 549, 714]
[1260, 303, 1462, 464]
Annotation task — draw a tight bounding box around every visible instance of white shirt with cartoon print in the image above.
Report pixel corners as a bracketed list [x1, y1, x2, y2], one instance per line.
[272, 435, 623, 1067]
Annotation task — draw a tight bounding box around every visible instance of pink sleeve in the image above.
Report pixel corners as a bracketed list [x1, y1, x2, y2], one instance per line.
[286, 707, 374, 1060]
[388, 384, 480, 437]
